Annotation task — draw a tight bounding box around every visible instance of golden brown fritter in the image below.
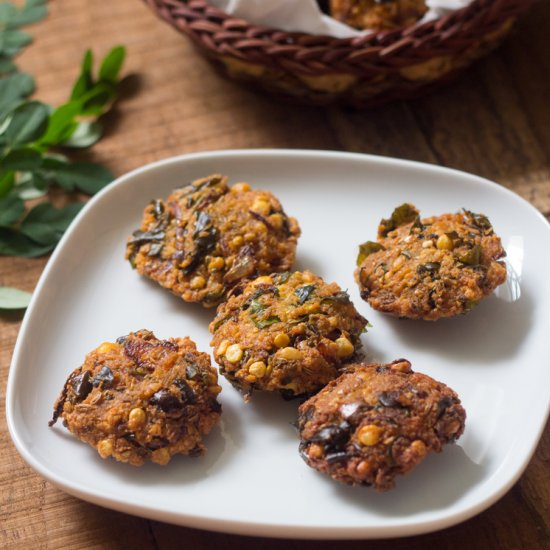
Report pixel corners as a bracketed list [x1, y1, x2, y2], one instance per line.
[355, 204, 507, 320]
[126, 175, 301, 307]
[210, 271, 368, 400]
[330, 0, 428, 30]
[297, 359, 466, 491]
[49, 330, 222, 466]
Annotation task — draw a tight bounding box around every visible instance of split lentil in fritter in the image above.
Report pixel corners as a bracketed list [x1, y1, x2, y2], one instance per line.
[209, 271, 368, 400]
[126, 175, 301, 307]
[355, 204, 507, 320]
[297, 359, 466, 492]
[49, 330, 222, 466]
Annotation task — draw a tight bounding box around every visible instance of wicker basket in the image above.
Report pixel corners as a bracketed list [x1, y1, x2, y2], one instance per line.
[143, 0, 535, 107]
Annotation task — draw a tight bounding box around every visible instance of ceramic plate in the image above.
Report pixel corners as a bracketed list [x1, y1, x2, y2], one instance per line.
[7, 150, 550, 539]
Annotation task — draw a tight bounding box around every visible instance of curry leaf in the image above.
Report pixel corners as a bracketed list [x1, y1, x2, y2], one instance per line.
[295, 285, 315, 304]
[0, 194, 24, 225]
[39, 101, 81, 146]
[0, 286, 32, 309]
[4, 100, 49, 144]
[0, 71, 34, 112]
[0, 4, 17, 25]
[14, 171, 47, 199]
[0, 227, 54, 256]
[0, 6, 126, 258]
[9, 1, 48, 27]
[0, 29, 32, 55]
[70, 49, 93, 100]
[379, 203, 419, 236]
[50, 161, 113, 194]
[1, 147, 42, 170]
[254, 316, 281, 329]
[19, 202, 83, 245]
[0, 55, 16, 74]
[357, 241, 385, 266]
[61, 121, 102, 148]
[0, 170, 15, 197]
[99, 45, 125, 83]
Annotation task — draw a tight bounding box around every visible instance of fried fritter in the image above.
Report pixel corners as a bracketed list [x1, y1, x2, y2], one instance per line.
[50, 330, 222, 466]
[210, 271, 368, 399]
[126, 175, 301, 307]
[297, 359, 466, 491]
[355, 204, 507, 320]
[330, 0, 428, 30]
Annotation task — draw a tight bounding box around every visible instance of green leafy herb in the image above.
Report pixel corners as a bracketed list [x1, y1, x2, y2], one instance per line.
[379, 203, 419, 236]
[211, 313, 232, 332]
[181, 211, 218, 275]
[0, 1, 47, 76]
[19, 202, 84, 245]
[0, 4, 126, 258]
[295, 284, 315, 304]
[274, 271, 291, 284]
[0, 71, 34, 113]
[322, 290, 351, 305]
[462, 209, 493, 233]
[287, 314, 309, 326]
[254, 315, 281, 329]
[248, 299, 266, 316]
[0, 285, 31, 309]
[4, 100, 49, 144]
[179, 175, 223, 196]
[459, 245, 482, 266]
[357, 241, 385, 266]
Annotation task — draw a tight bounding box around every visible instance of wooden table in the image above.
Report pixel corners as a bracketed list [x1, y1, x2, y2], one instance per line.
[2, 1, 549, 548]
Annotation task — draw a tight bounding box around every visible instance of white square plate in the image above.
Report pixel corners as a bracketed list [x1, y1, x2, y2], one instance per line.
[7, 150, 550, 539]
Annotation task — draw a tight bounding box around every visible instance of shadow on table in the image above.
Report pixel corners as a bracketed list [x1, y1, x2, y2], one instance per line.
[1, 309, 26, 323]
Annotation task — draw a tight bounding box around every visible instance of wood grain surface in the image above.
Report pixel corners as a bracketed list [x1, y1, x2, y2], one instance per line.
[1, 1, 549, 548]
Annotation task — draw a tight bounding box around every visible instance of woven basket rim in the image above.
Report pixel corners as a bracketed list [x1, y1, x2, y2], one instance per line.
[161, 0, 534, 49]
[144, 0, 537, 105]
[145, 0, 536, 108]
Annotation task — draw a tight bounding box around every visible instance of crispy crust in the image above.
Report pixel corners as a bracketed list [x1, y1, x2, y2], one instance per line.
[330, 0, 428, 30]
[354, 204, 507, 320]
[126, 175, 301, 307]
[209, 271, 368, 399]
[297, 359, 466, 491]
[50, 330, 222, 466]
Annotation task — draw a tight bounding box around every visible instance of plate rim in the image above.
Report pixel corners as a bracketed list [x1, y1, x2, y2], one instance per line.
[6, 148, 550, 540]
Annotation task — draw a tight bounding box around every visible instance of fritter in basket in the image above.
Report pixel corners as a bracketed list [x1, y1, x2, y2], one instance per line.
[330, 0, 428, 30]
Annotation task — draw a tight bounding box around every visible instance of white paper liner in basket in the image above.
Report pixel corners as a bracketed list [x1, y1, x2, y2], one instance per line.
[210, 0, 475, 38]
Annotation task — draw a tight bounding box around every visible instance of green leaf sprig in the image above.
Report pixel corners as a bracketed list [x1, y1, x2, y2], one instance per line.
[0, 285, 32, 309]
[0, 1, 126, 258]
[0, 0, 48, 75]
